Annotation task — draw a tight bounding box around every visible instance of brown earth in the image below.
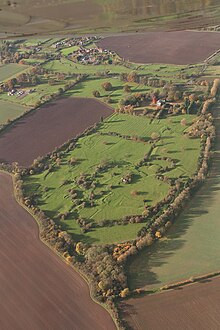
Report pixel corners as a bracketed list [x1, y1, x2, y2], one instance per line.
[120, 278, 220, 330]
[98, 31, 220, 65]
[0, 97, 112, 167]
[0, 172, 115, 330]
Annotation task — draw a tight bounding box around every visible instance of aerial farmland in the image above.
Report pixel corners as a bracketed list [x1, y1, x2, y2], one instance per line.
[1, 1, 220, 329]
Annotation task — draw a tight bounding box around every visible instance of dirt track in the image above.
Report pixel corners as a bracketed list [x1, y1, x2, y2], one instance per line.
[121, 278, 220, 330]
[0, 97, 112, 166]
[99, 31, 220, 65]
[0, 172, 115, 330]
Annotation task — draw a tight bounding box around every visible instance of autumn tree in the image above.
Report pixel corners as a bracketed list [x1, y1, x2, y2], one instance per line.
[101, 81, 113, 91]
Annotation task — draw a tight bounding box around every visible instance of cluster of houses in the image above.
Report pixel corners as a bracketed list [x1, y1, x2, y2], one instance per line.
[52, 36, 100, 50]
[72, 46, 116, 65]
[7, 89, 35, 97]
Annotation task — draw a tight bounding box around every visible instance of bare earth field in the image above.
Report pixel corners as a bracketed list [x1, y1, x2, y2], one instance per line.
[120, 277, 220, 330]
[98, 31, 220, 65]
[0, 172, 115, 330]
[0, 97, 112, 166]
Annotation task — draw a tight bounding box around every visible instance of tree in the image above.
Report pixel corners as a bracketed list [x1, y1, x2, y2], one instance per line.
[180, 118, 187, 126]
[151, 132, 160, 141]
[123, 85, 131, 93]
[120, 288, 129, 298]
[92, 90, 100, 97]
[101, 81, 112, 91]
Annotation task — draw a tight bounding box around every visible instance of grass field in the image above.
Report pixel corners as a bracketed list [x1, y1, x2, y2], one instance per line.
[23, 113, 200, 244]
[0, 81, 68, 107]
[0, 63, 29, 82]
[67, 76, 150, 108]
[61, 46, 80, 56]
[0, 100, 29, 124]
[43, 58, 198, 83]
[127, 108, 220, 291]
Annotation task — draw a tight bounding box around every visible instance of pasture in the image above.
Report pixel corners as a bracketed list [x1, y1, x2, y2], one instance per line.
[67, 76, 150, 107]
[23, 113, 200, 244]
[0, 100, 29, 124]
[0, 63, 29, 82]
[127, 107, 220, 291]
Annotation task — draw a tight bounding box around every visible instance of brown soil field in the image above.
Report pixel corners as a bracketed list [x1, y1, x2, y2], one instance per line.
[0, 97, 112, 167]
[98, 31, 220, 65]
[0, 172, 115, 330]
[120, 277, 220, 330]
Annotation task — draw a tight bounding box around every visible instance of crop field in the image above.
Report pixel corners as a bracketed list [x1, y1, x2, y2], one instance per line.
[0, 63, 29, 81]
[1, 0, 220, 35]
[0, 97, 112, 166]
[23, 113, 200, 244]
[98, 31, 220, 65]
[0, 173, 115, 330]
[0, 100, 29, 125]
[120, 276, 220, 330]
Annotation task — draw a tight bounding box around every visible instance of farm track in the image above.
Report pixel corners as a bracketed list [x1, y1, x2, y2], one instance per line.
[98, 31, 220, 65]
[0, 97, 112, 166]
[0, 172, 116, 330]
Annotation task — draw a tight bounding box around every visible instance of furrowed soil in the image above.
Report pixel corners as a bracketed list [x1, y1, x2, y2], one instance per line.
[98, 31, 220, 65]
[0, 172, 115, 330]
[120, 277, 220, 330]
[0, 97, 112, 167]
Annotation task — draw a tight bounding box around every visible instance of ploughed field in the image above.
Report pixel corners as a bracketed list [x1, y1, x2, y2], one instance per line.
[0, 97, 112, 166]
[0, 172, 115, 330]
[120, 276, 220, 330]
[23, 113, 200, 245]
[98, 31, 220, 65]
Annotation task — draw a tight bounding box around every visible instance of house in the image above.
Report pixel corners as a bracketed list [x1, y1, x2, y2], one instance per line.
[156, 99, 166, 107]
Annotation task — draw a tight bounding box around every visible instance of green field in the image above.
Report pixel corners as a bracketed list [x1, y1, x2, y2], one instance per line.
[0, 63, 29, 82]
[0, 100, 29, 124]
[23, 113, 200, 244]
[67, 76, 150, 107]
[127, 107, 220, 291]
[0, 81, 68, 107]
[61, 46, 80, 56]
[128, 168, 220, 291]
[43, 58, 200, 83]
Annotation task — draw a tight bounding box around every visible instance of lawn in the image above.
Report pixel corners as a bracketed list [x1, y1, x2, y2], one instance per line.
[23, 113, 200, 245]
[0, 63, 29, 82]
[0, 100, 29, 124]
